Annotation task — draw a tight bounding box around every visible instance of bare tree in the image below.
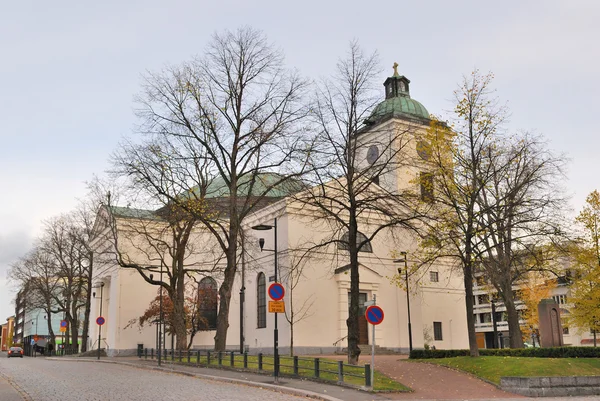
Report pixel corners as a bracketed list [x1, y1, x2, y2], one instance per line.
[116, 26, 310, 351]
[296, 43, 431, 364]
[9, 248, 61, 348]
[477, 133, 569, 348]
[41, 214, 92, 352]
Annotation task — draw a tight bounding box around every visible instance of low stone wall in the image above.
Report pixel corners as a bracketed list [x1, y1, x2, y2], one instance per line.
[501, 376, 600, 397]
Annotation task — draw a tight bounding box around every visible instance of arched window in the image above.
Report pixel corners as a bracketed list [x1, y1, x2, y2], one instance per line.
[338, 231, 373, 253]
[198, 277, 218, 330]
[257, 273, 266, 328]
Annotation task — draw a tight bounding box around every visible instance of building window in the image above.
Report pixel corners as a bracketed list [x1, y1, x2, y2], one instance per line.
[477, 294, 489, 305]
[552, 295, 567, 305]
[420, 172, 434, 202]
[197, 277, 218, 330]
[257, 273, 266, 329]
[338, 231, 373, 253]
[433, 322, 443, 341]
[479, 313, 491, 324]
[429, 271, 439, 282]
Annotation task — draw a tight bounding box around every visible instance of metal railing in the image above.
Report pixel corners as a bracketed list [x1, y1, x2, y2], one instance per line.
[140, 348, 372, 388]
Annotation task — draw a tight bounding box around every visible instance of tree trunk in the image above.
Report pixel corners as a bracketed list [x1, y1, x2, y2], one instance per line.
[347, 213, 361, 365]
[80, 255, 93, 352]
[502, 286, 524, 348]
[46, 315, 55, 353]
[214, 244, 237, 351]
[462, 257, 479, 357]
[172, 286, 187, 350]
[289, 291, 294, 356]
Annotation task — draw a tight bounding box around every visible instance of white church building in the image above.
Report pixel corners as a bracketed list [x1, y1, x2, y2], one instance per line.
[88, 68, 470, 356]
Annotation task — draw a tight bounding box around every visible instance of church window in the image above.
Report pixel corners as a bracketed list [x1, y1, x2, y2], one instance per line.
[338, 231, 373, 253]
[433, 322, 443, 341]
[257, 273, 266, 329]
[430, 271, 439, 282]
[198, 277, 218, 330]
[420, 172, 434, 202]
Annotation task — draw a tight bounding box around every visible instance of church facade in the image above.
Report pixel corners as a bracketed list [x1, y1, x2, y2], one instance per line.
[88, 68, 470, 356]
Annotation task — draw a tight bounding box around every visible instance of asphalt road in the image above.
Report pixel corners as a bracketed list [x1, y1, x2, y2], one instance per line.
[0, 352, 308, 401]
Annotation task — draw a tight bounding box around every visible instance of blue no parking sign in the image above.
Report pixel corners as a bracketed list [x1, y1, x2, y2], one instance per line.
[365, 305, 384, 325]
[268, 283, 285, 301]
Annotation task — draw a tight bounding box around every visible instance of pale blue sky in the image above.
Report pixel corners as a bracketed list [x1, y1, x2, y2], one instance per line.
[1, 0, 598, 321]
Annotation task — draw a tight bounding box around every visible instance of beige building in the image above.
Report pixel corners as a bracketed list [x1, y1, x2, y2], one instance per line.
[88, 70, 470, 356]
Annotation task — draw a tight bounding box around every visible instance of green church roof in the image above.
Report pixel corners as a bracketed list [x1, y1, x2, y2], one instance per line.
[196, 172, 305, 199]
[368, 96, 429, 122]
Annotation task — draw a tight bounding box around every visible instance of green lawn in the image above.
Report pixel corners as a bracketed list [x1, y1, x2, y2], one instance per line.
[163, 352, 409, 392]
[418, 356, 600, 384]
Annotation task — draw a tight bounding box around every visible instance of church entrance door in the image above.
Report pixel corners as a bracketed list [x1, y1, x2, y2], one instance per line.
[349, 293, 369, 345]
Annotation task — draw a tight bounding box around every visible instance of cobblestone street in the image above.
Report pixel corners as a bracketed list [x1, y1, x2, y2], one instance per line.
[0, 355, 308, 401]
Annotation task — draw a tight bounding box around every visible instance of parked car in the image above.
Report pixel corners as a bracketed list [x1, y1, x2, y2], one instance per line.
[7, 347, 24, 358]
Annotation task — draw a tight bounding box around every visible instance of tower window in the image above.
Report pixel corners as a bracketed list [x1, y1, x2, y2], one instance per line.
[420, 172, 434, 202]
[430, 271, 439, 282]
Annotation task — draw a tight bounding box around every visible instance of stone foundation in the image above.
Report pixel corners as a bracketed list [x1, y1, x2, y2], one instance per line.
[501, 376, 600, 397]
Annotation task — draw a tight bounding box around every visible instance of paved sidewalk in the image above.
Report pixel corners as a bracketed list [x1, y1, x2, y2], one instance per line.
[49, 356, 382, 401]
[312, 355, 519, 399]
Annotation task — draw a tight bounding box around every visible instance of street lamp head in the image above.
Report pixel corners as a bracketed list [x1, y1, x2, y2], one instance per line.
[101, 282, 105, 288]
[259, 238, 265, 251]
[252, 224, 273, 231]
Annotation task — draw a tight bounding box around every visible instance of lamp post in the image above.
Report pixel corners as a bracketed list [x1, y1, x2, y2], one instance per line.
[93, 282, 105, 360]
[252, 218, 279, 383]
[150, 272, 163, 367]
[394, 252, 413, 352]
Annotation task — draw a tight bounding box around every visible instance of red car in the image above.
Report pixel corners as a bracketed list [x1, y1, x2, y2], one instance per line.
[7, 347, 24, 358]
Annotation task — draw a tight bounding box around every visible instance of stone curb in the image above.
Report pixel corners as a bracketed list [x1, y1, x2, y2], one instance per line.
[46, 357, 343, 401]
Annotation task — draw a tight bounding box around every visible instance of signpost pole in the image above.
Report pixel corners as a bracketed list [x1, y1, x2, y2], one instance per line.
[371, 294, 375, 390]
[273, 218, 279, 384]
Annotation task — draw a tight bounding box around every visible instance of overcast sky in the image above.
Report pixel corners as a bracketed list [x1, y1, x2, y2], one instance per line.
[1, 0, 598, 321]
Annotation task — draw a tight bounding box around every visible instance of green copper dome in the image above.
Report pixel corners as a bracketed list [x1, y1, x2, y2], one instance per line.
[369, 96, 429, 121]
[364, 63, 430, 125]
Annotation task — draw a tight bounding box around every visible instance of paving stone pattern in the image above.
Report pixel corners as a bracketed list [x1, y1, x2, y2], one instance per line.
[0, 355, 307, 401]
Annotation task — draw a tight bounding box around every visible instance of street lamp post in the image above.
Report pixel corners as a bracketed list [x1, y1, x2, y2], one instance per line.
[93, 282, 105, 360]
[150, 271, 163, 367]
[395, 252, 413, 352]
[252, 218, 279, 383]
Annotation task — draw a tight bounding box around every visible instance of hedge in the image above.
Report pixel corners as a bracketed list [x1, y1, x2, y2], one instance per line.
[410, 346, 600, 359]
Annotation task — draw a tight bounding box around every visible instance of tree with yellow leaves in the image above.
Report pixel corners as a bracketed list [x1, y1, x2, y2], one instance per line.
[568, 190, 600, 346]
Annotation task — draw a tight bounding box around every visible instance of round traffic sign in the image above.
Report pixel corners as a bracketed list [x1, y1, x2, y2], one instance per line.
[96, 316, 106, 326]
[268, 283, 285, 301]
[60, 320, 68, 328]
[365, 305, 384, 325]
